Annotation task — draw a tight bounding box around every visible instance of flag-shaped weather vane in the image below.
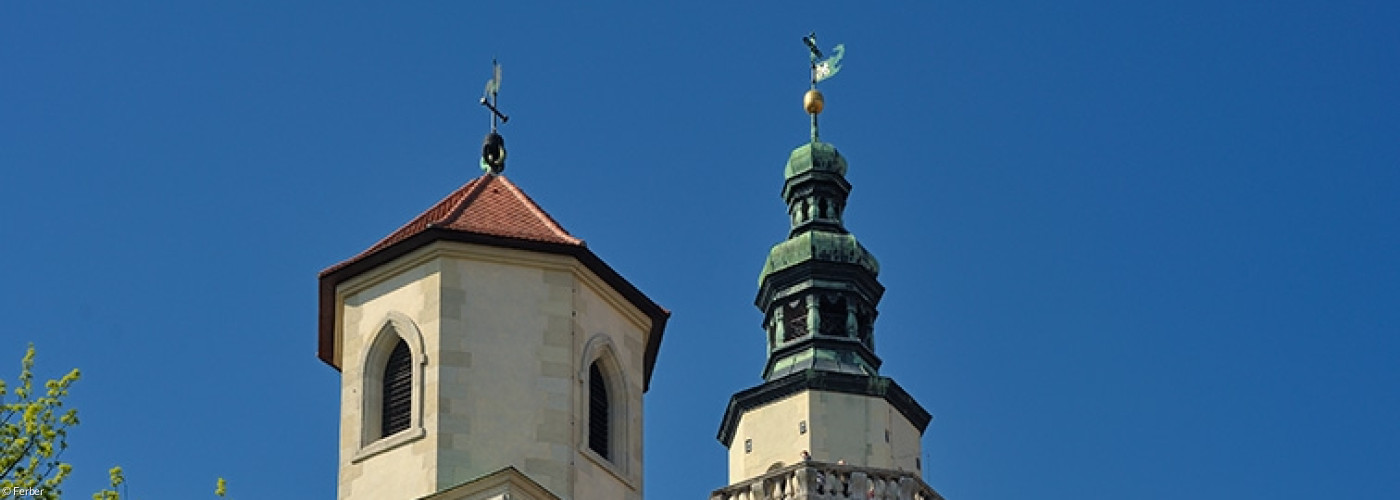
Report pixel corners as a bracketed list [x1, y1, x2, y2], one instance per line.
[480, 59, 509, 174]
[802, 33, 845, 142]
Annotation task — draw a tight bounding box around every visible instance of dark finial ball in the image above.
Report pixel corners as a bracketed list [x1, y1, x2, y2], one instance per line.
[482, 132, 507, 173]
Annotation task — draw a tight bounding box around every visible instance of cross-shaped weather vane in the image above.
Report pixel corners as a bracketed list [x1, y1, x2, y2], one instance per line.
[801, 33, 845, 142]
[480, 59, 509, 174]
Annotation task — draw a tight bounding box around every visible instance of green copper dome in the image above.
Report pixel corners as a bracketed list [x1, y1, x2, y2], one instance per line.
[751, 139, 886, 382]
[718, 60, 934, 451]
[759, 230, 879, 285]
[785, 141, 847, 178]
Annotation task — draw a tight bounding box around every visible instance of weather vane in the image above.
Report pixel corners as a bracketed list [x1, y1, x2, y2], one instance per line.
[801, 33, 844, 142]
[480, 59, 509, 174]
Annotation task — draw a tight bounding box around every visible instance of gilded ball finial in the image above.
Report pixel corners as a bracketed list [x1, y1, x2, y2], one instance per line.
[804, 89, 825, 114]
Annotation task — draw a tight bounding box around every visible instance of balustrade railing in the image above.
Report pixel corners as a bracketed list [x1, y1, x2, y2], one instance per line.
[709, 462, 945, 500]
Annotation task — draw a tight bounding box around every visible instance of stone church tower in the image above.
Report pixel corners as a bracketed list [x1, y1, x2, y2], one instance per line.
[317, 126, 668, 499]
[709, 36, 947, 500]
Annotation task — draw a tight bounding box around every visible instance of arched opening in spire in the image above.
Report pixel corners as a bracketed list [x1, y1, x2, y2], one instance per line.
[858, 306, 876, 350]
[783, 298, 809, 341]
[819, 295, 849, 336]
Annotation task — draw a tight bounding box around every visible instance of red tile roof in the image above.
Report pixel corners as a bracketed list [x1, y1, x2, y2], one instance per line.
[323, 174, 582, 276]
[317, 173, 668, 391]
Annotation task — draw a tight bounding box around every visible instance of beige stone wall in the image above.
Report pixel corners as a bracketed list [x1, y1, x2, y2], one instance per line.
[337, 256, 442, 500]
[332, 241, 650, 500]
[728, 390, 923, 484]
[571, 278, 647, 500]
[808, 391, 922, 475]
[434, 253, 576, 495]
[728, 392, 812, 482]
[885, 402, 922, 475]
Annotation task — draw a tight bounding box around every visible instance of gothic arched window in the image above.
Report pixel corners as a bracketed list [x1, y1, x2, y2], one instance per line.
[353, 315, 427, 463]
[578, 335, 633, 478]
[588, 361, 610, 460]
[381, 339, 413, 437]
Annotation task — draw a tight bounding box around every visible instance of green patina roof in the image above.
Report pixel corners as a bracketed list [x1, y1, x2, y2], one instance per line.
[759, 230, 879, 285]
[785, 141, 848, 178]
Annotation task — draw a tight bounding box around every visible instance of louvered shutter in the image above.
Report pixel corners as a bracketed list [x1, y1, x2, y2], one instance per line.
[588, 362, 610, 459]
[381, 340, 413, 437]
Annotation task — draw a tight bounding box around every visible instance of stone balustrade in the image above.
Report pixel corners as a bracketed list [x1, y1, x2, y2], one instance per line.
[709, 462, 946, 500]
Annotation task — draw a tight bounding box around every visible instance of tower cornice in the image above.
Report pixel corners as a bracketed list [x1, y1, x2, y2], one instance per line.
[717, 370, 931, 448]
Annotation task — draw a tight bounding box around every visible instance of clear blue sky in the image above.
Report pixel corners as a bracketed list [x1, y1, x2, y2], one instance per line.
[3, 2, 1398, 499]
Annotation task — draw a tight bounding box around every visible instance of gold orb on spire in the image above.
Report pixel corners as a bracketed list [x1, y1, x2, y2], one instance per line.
[803, 89, 825, 114]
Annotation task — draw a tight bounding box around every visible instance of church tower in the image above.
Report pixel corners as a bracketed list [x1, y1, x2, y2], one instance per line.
[317, 62, 668, 500]
[711, 36, 946, 500]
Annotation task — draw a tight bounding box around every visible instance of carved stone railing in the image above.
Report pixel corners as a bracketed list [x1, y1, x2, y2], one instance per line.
[709, 462, 946, 500]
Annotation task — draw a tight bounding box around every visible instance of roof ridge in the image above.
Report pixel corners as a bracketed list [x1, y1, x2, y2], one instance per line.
[494, 176, 583, 245]
[434, 174, 495, 228]
[318, 177, 484, 277]
[320, 174, 588, 278]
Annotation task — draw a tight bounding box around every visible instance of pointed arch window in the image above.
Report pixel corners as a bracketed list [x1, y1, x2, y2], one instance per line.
[353, 315, 427, 463]
[588, 361, 610, 460]
[578, 334, 634, 482]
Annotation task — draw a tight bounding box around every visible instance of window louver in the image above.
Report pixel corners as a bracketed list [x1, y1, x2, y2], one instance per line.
[381, 340, 412, 437]
[588, 362, 610, 459]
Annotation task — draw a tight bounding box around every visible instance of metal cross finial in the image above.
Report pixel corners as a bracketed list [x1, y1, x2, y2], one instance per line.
[479, 59, 509, 174]
[480, 59, 509, 132]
